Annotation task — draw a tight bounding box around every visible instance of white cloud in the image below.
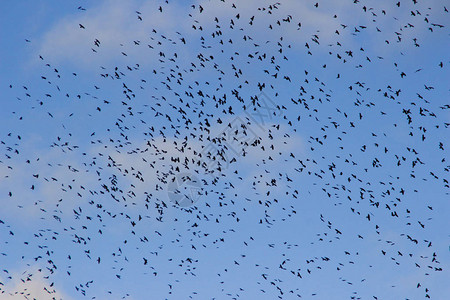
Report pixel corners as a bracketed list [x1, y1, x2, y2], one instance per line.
[0, 143, 98, 224]
[88, 111, 307, 207]
[32, 0, 444, 71]
[36, 0, 185, 68]
[34, 0, 354, 69]
[0, 266, 72, 300]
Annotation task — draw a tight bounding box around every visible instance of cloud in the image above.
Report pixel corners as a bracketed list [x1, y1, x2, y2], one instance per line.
[0, 266, 72, 300]
[33, 0, 445, 73]
[0, 142, 98, 225]
[34, 0, 353, 69]
[35, 0, 187, 68]
[194, 0, 347, 42]
[87, 108, 307, 208]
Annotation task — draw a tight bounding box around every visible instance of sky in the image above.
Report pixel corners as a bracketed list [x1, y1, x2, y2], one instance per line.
[0, 0, 449, 299]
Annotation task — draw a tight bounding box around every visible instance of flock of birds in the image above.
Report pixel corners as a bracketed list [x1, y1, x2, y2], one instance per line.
[1, 0, 449, 299]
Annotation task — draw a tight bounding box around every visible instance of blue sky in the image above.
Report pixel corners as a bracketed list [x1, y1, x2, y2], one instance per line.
[0, 0, 449, 299]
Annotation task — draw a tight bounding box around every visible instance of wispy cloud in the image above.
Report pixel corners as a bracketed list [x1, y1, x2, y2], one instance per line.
[35, 0, 185, 68]
[0, 265, 72, 300]
[0, 144, 97, 225]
